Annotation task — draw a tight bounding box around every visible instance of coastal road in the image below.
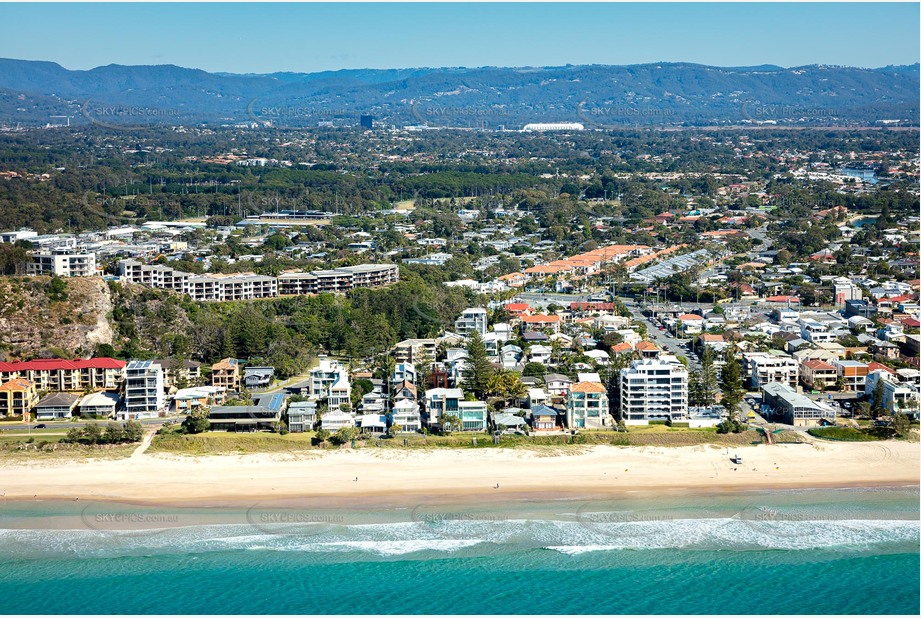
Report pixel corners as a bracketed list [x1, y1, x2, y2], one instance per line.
[621, 297, 701, 371]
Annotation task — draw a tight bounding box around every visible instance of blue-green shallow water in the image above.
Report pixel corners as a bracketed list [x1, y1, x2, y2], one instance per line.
[1, 547, 919, 614]
[1, 487, 918, 614]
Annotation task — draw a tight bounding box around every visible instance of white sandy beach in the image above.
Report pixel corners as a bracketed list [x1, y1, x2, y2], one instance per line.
[1, 441, 917, 505]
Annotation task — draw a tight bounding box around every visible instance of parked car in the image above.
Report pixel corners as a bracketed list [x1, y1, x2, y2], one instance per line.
[35, 423, 47, 429]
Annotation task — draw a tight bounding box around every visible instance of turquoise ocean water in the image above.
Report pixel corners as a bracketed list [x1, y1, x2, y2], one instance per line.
[1, 487, 918, 614]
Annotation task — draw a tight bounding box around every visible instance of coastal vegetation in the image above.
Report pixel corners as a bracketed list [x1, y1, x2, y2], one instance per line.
[146, 425, 764, 456]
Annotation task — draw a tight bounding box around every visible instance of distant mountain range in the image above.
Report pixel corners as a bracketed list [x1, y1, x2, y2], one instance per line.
[0, 58, 917, 129]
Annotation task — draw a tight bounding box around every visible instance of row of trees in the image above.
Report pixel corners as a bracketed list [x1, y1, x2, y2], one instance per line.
[62, 421, 144, 445]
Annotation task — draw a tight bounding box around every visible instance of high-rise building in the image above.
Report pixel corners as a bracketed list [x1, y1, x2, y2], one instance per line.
[360, 114, 373, 129]
[619, 355, 689, 425]
[121, 360, 165, 419]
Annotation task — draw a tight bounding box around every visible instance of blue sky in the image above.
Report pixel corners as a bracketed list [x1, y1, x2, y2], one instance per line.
[1, 3, 918, 73]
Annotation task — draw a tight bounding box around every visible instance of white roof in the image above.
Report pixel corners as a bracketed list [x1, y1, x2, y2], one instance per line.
[577, 372, 602, 383]
[79, 391, 119, 407]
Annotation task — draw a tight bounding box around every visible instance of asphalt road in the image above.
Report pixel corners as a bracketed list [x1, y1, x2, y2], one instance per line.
[622, 298, 701, 370]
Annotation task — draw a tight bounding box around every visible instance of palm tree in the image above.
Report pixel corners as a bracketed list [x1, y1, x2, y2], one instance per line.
[503, 373, 527, 408]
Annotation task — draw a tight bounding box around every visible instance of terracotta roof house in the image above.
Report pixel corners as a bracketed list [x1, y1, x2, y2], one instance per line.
[635, 341, 660, 358]
[520, 314, 561, 333]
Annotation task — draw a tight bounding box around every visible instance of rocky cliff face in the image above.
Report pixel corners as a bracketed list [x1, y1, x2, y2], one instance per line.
[0, 276, 114, 360]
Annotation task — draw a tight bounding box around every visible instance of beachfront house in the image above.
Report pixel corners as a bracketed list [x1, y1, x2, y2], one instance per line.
[286, 400, 318, 433]
[34, 392, 81, 420]
[321, 410, 355, 432]
[358, 414, 388, 434]
[424, 387, 463, 426]
[392, 399, 421, 433]
[309, 357, 352, 410]
[458, 400, 488, 431]
[530, 404, 559, 431]
[78, 391, 120, 417]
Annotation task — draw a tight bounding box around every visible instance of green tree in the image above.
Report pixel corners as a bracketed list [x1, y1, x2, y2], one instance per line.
[698, 346, 719, 406]
[181, 411, 211, 434]
[441, 414, 462, 433]
[103, 422, 126, 444]
[522, 362, 547, 379]
[871, 380, 885, 418]
[332, 426, 359, 445]
[82, 423, 103, 445]
[124, 420, 144, 442]
[891, 412, 911, 438]
[47, 275, 68, 302]
[720, 347, 746, 419]
[463, 331, 494, 399]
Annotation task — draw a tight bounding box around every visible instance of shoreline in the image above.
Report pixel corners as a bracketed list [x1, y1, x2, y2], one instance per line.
[0, 441, 917, 508]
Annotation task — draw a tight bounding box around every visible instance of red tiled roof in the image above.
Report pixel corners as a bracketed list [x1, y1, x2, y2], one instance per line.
[0, 358, 125, 373]
[570, 381, 607, 394]
[521, 314, 561, 323]
[880, 294, 914, 304]
[0, 378, 34, 391]
[766, 295, 800, 303]
[867, 361, 897, 375]
[803, 359, 836, 371]
[677, 313, 703, 320]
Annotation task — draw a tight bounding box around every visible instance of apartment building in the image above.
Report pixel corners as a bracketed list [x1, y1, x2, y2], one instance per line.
[211, 358, 241, 391]
[800, 359, 838, 390]
[742, 351, 799, 389]
[27, 249, 96, 277]
[121, 360, 165, 420]
[619, 356, 689, 425]
[833, 360, 870, 392]
[392, 338, 436, 365]
[566, 381, 612, 428]
[0, 358, 125, 392]
[0, 378, 38, 417]
[454, 308, 488, 337]
[120, 259, 397, 301]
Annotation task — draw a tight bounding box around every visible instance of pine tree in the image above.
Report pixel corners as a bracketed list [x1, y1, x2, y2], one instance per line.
[871, 379, 885, 418]
[688, 369, 704, 407]
[463, 331, 493, 400]
[720, 346, 745, 419]
[699, 346, 719, 406]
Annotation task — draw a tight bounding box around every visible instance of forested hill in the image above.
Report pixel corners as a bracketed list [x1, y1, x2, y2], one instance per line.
[0, 59, 917, 128]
